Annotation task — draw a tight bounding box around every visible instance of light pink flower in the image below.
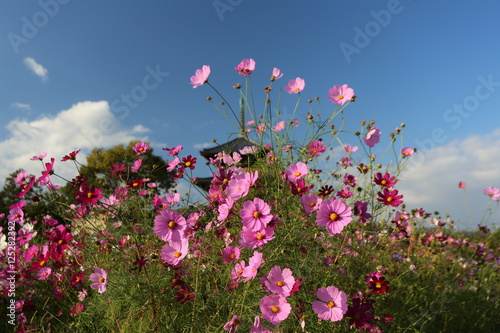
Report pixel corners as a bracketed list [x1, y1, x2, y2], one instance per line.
[160, 238, 189, 266]
[31, 152, 47, 160]
[37, 267, 52, 280]
[167, 157, 180, 172]
[163, 145, 183, 156]
[14, 170, 28, 186]
[222, 246, 241, 263]
[239, 226, 275, 249]
[273, 121, 286, 132]
[240, 198, 273, 231]
[264, 266, 295, 297]
[483, 186, 500, 201]
[256, 123, 266, 135]
[344, 144, 358, 154]
[190, 65, 211, 88]
[230, 260, 246, 281]
[260, 295, 291, 325]
[154, 209, 187, 242]
[89, 268, 108, 294]
[271, 68, 283, 81]
[285, 162, 309, 181]
[300, 193, 322, 215]
[401, 147, 415, 157]
[285, 77, 305, 94]
[316, 199, 352, 235]
[225, 178, 250, 201]
[312, 286, 348, 321]
[328, 84, 354, 105]
[242, 251, 263, 282]
[306, 140, 326, 156]
[235, 58, 256, 76]
[364, 126, 382, 148]
[223, 315, 240, 332]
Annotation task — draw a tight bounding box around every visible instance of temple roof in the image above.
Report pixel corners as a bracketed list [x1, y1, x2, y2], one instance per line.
[199, 135, 261, 160]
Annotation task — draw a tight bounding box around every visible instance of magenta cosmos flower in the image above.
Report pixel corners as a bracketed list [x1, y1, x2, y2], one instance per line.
[190, 65, 210, 88]
[285, 162, 309, 181]
[260, 295, 291, 325]
[306, 140, 326, 156]
[328, 84, 354, 105]
[300, 193, 322, 215]
[263, 266, 296, 297]
[132, 142, 150, 155]
[160, 238, 189, 266]
[89, 268, 108, 294]
[285, 77, 305, 94]
[377, 188, 404, 207]
[458, 181, 466, 188]
[235, 58, 255, 76]
[401, 147, 415, 157]
[154, 209, 187, 242]
[364, 126, 382, 148]
[240, 197, 273, 231]
[316, 199, 352, 235]
[312, 286, 348, 322]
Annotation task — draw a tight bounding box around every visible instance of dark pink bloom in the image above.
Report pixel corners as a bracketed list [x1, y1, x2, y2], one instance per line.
[364, 126, 381, 148]
[345, 297, 374, 329]
[458, 181, 466, 188]
[328, 84, 354, 105]
[190, 65, 210, 88]
[316, 199, 352, 235]
[75, 183, 104, 207]
[374, 172, 397, 188]
[377, 188, 404, 207]
[133, 142, 150, 155]
[285, 77, 305, 94]
[260, 295, 291, 325]
[289, 178, 314, 196]
[365, 271, 389, 294]
[235, 58, 256, 76]
[61, 149, 81, 161]
[222, 246, 241, 263]
[306, 140, 326, 156]
[312, 286, 348, 321]
[89, 268, 108, 293]
[131, 159, 142, 173]
[263, 266, 296, 297]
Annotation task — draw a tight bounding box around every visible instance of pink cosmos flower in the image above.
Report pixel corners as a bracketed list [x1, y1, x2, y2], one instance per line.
[458, 181, 466, 189]
[154, 209, 187, 242]
[240, 198, 273, 231]
[273, 121, 286, 132]
[285, 77, 305, 94]
[239, 226, 276, 249]
[264, 266, 296, 297]
[89, 268, 108, 294]
[190, 65, 211, 88]
[260, 295, 291, 325]
[235, 58, 256, 76]
[61, 149, 81, 161]
[312, 286, 348, 322]
[222, 246, 241, 263]
[306, 140, 326, 156]
[14, 170, 28, 186]
[163, 145, 183, 156]
[256, 123, 266, 135]
[230, 260, 246, 282]
[223, 315, 241, 333]
[285, 162, 309, 181]
[31, 152, 47, 160]
[344, 144, 358, 154]
[160, 238, 189, 266]
[483, 186, 500, 201]
[242, 251, 263, 282]
[167, 157, 180, 172]
[328, 84, 355, 105]
[37, 267, 52, 280]
[271, 67, 283, 82]
[225, 178, 250, 201]
[401, 147, 415, 157]
[316, 199, 353, 235]
[133, 142, 150, 155]
[131, 159, 142, 172]
[364, 127, 382, 148]
[377, 188, 404, 207]
[300, 193, 322, 215]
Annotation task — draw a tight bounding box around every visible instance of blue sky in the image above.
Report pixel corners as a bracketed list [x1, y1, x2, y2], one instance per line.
[1, 0, 500, 229]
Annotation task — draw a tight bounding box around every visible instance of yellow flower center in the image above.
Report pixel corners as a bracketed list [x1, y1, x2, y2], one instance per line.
[271, 305, 280, 313]
[294, 172, 301, 177]
[338, 95, 344, 100]
[276, 280, 284, 287]
[309, 202, 316, 207]
[168, 221, 176, 228]
[329, 213, 338, 221]
[229, 253, 235, 259]
[87, 192, 94, 198]
[294, 87, 300, 92]
[256, 233, 264, 240]
[253, 211, 261, 218]
[174, 251, 182, 258]
[387, 197, 393, 202]
[98, 277, 105, 283]
[381, 180, 387, 185]
[327, 301, 335, 308]
[185, 161, 191, 167]
[376, 282, 382, 289]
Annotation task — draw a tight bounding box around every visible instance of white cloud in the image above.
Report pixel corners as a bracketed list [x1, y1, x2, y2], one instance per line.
[398, 129, 500, 229]
[11, 102, 31, 110]
[24, 57, 48, 81]
[131, 124, 151, 133]
[0, 101, 150, 186]
[193, 142, 213, 149]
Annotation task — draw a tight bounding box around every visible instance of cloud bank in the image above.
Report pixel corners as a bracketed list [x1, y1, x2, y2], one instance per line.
[24, 57, 48, 81]
[0, 101, 149, 186]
